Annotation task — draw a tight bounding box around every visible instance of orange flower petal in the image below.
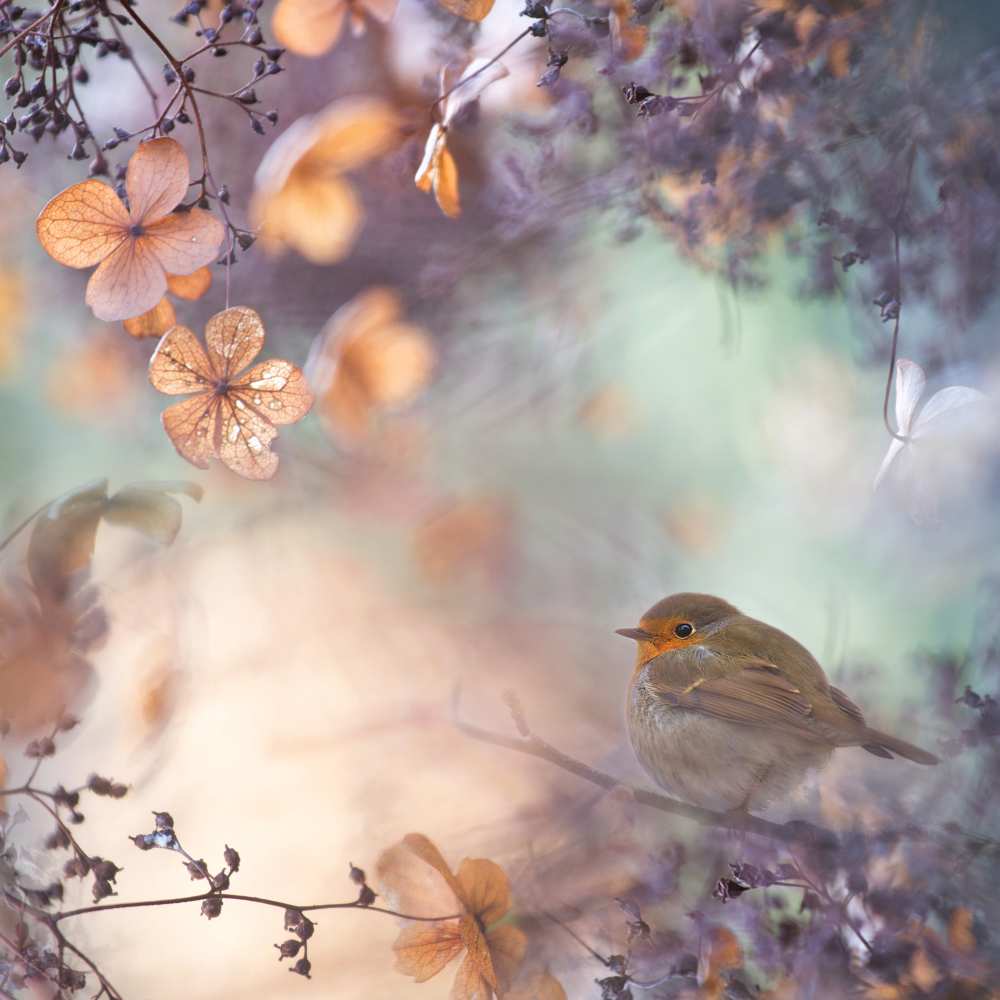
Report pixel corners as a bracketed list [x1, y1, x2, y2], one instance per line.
[123, 297, 177, 338]
[392, 922, 464, 983]
[459, 915, 498, 991]
[232, 360, 313, 425]
[161, 394, 221, 469]
[166, 266, 212, 300]
[272, 0, 346, 56]
[218, 395, 279, 480]
[305, 98, 400, 173]
[455, 859, 511, 927]
[126, 137, 191, 223]
[255, 175, 363, 264]
[85, 237, 167, 321]
[450, 949, 493, 1000]
[486, 924, 528, 994]
[204, 306, 264, 380]
[36, 179, 129, 268]
[433, 144, 461, 218]
[438, 0, 494, 21]
[415, 125, 445, 194]
[399, 834, 468, 906]
[149, 324, 216, 393]
[143, 208, 225, 275]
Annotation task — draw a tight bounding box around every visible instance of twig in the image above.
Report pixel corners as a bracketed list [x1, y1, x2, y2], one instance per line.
[452, 686, 841, 850]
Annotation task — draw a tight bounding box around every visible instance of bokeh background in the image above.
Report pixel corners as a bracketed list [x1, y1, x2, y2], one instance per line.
[2, 1, 999, 997]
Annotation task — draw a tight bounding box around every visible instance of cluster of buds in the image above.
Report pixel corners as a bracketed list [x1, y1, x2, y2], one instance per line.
[0, 0, 282, 180]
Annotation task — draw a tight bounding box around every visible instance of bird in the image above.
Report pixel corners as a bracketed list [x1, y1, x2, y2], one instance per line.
[618, 593, 939, 815]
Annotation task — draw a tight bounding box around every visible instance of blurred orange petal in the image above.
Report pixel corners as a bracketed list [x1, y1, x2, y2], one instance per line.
[123, 297, 177, 339]
[166, 266, 212, 301]
[273, 0, 346, 56]
[455, 859, 511, 926]
[438, 0, 494, 21]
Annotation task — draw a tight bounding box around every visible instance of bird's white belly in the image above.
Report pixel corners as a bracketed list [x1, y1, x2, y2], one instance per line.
[627, 679, 829, 813]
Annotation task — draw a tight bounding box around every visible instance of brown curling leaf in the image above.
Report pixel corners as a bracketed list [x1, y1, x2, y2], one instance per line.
[438, 0, 495, 21]
[272, 0, 398, 57]
[148, 307, 313, 480]
[37, 138, 224, 321]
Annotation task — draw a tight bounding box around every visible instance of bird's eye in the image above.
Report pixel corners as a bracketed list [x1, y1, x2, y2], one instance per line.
[674, 622, 694, 638]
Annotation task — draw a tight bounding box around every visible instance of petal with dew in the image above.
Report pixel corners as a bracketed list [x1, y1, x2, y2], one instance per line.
[392, 922, 464, 984]
[161, 394, 221, 470]
[124, 296, 177, 338]
[36, 179, 129, 268]
[437, 0, 494, 22]
[126, 138, 191, 223]
[232, 360, 314, 425]
[892, 359, 926, 437]
[455, 859, 511, 926]
[85, 237, 167, 321]
[143, 208, 225, 275]
[218, 394, 280, 480]
[272, 0, 346, 56]
[166, 266, 212, 301]
[204, 306, 265, 380]
[149, 324, 217, 394]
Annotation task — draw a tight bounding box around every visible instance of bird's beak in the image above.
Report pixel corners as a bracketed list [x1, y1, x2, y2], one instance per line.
[615, 627, 654, 641]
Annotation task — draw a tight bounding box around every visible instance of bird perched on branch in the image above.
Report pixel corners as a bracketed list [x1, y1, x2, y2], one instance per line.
[618, 593, 938, 815]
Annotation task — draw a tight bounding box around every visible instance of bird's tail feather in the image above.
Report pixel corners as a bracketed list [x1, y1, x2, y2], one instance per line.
[860, 728, 939, 765]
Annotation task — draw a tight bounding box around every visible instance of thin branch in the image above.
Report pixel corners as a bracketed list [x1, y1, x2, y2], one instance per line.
[453, 686, 842, 849]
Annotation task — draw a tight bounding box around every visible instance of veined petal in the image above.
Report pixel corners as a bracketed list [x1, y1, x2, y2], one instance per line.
[205, 306, 265, 380]
[143, 208, 225, 275]
[232, 360, 313, 425]
[218, 394, 280, 480]
[160, 394, 221, 470]
[85, 237, 167, 321]
[392, 922, 464, 983]
[124, 296, 177, 338]
[149, 325, 217, 394]
[127, 137, 191, 223]
[36, 180, 129, 268]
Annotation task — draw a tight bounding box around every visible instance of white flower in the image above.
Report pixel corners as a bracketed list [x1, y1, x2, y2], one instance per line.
[874, 358, 992, 520]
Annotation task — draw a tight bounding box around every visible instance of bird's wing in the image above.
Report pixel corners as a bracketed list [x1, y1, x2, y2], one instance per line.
[646, 658, 829, 743]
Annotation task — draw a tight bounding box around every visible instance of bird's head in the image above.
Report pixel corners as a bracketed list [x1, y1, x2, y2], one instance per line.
[616, 592, 741, 665]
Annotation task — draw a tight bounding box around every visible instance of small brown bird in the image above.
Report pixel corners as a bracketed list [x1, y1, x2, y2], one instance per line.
[618, 593, 938, 814]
